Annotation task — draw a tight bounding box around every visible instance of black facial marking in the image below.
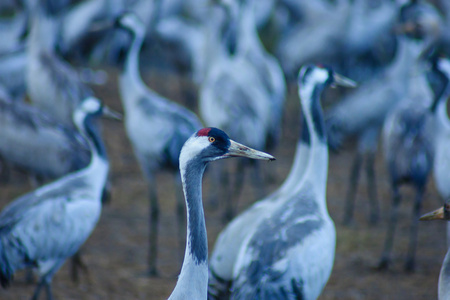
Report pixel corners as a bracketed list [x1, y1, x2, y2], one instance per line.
[199, 127, 231, 159]
[84, 112, 107, 159]
[310, 85, 327, 143]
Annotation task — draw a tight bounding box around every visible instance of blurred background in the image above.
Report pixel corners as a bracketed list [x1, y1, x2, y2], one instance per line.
[0, 0, 449, 299]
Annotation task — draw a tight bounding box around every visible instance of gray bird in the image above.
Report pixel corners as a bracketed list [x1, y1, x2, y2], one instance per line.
[0, 94, 90, 183]
[378, 46, 439, 271]
[0, 97, 118, 300]
[114, 12, 203, 276]
[326, 35, 423, 226]
[26, 0, 93, 127]
[209, 65, 355, 300]
[169, 127, 274, 300]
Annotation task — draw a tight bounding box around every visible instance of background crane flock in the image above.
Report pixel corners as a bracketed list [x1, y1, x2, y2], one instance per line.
[1, 0, 450, 299]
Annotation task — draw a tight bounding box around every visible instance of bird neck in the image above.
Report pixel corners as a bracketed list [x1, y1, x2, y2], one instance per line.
[276, 116, 310, 196]
[429, 66, 450, 113]
[69, 113, 109, 198]
[436, 95, 450, 133]
[170, 158, 208, 299]
[237, 0, 262, 56]
[120, 28, 148, 99]
[28, 11, 58, 55]
[298, 82, 329, 203]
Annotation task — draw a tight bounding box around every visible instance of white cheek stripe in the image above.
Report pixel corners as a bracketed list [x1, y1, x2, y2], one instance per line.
[179, 136, 211, 177]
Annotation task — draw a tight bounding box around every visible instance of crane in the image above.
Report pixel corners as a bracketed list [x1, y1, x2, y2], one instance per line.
[26, 0, 94, 127]
[0, 94, 90, 182]
[0, 97, 119, 300]
[378, 45, 440, 271]
[168, 127, 274, 299]
[199, 1, 273, 219]
[209, 64, 356, 299]
[114, 12, 203, 276]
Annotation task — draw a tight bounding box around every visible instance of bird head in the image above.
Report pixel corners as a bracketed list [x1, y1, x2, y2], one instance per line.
[298, 64, 357, 90]
[74, 97, 122, 127]
[114, 12, 146, 38]
[180, 128, 275, 167]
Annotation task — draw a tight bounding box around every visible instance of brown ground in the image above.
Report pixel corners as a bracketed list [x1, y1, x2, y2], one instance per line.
[0, 69, 446, 300]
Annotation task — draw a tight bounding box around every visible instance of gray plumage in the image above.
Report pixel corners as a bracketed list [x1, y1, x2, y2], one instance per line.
[26, 3, 93, 127]
[326, 36, 423, 225]
[209, 65, 353, 300]
[0, 95, 90, 181]
[378, 43, 437, 271]
[0, 97, 110, 300]
[115, 12, 203, 276]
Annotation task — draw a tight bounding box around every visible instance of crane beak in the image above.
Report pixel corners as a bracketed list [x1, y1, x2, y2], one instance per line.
[102, 106, 123, 121]
[224, 140, 275, 161]
[332, 73, 357, 88]
[419, 206, 445, 221]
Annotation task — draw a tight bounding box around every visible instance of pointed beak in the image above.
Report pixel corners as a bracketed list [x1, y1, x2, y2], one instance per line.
[332, 73, 357, 88]
[419, 206, 445, 221]
[224, 140, 275, 161]
[102, 106, 123, 121]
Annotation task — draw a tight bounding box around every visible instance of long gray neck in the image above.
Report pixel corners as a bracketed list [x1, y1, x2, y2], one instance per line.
[169, 158, 208, 299]
[298, 80, 329, 206]
[120, 27, 147, 96]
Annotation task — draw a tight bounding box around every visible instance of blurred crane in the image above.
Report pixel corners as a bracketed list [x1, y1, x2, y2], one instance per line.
[200, 2, 272, 220]
[114, 12, 203, 276]
[0, 94, 90, 183]
[26, 0, 93, 127]
[378, 46, 439, 271]
[169, 127, 274, 300]
[326, 35, 420, 226]
[0, 97, 117, 300]
[209, 65, 355, 299]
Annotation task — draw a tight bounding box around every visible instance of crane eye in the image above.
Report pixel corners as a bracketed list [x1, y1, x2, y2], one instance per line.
[208, 136, 215, 143]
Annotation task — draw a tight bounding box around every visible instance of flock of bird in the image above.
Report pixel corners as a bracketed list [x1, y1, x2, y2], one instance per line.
[0, 0, 450, 299]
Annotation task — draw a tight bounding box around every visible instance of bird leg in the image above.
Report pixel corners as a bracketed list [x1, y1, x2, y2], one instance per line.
[404, 186, 425, 272]
[148, 178, 159, 277]
[365, 151, 379, 225]
[70, 250, 90, 284]
[378, 184, 401, 270]
[31, 277, 53, 300]
[0, 156, 10, 184]
[173, 173, 186, 264]
[342, 152, 363, 225]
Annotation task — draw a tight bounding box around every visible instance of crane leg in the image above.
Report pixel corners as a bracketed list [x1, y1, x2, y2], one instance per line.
[378, 184, 401, 270]
[31, 275, 53, 300]
[365, 152, 379, 225]
[342, 152, 362, 225]
[0, 156, 10, 184]
[70, 250, 90, 283]
[148, 178, 159, 277]
[404, 186, 425, 272]
[174, 173, 186, 264]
